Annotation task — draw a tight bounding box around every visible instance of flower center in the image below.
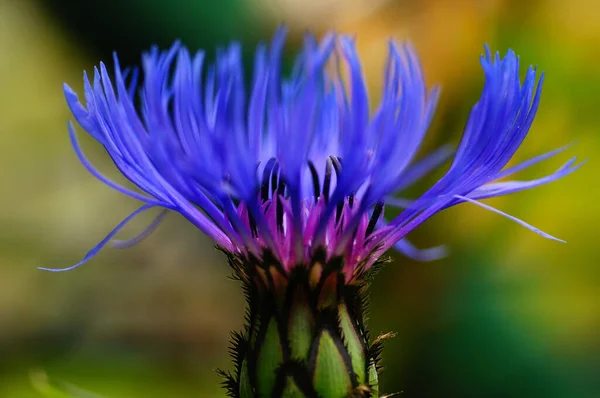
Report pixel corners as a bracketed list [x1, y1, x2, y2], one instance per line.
[235, 157, 385, 275]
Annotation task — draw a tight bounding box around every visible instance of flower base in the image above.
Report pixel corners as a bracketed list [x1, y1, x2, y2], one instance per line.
[218, 249, 391, 398]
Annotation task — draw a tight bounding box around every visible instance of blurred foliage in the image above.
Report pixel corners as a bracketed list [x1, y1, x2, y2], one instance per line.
[0, 0, 598, 396]
[30, 370, 102, 398]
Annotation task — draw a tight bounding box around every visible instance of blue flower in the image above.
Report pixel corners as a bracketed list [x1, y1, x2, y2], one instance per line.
[43, 27, 580, 279]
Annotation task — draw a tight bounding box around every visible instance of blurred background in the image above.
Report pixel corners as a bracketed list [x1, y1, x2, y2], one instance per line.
[0, 0, 598, 396]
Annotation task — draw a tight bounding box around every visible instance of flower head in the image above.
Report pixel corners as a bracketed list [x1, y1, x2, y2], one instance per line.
[44, 27, 580, 280]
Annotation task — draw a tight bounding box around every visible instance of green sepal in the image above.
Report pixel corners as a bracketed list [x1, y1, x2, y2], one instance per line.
[256, 318, 283, 396]
[368, 361, 379, 393]
[281, 377, 306, 397]
[313, 330, 352, 397]
[238, 359, 252, 398]
[288, 288, 314, 361]
[339, 303, 366, 383]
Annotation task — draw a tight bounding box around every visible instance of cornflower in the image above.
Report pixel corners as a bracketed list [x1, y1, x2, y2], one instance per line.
[45, 27, 579, 397]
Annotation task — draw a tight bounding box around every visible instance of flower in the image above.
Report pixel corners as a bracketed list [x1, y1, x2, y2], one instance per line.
[43, 27, 580, 279]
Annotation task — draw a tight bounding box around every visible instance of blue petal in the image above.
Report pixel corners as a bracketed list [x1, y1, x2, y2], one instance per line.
[454, 195, 564, 242]
[469, 157, 582, 200]
[112, 209, 169, 249]
[39, 203, 159, 272]
[394, 239, 448, 261]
